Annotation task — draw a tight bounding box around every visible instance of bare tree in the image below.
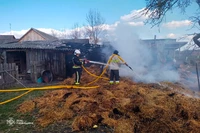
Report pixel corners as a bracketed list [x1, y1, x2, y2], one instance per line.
[193, 33, 200, 47]
[140, 0, 200, 46]
[140, 0, 200, 26]
[51, 30, 57, 37]
[51, 29, 67, 39]
[85, 9, 105, 44]
[69, 23, 81, 39]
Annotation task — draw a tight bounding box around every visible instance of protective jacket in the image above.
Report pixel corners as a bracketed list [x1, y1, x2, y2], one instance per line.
[108, 54, 125, 70]
[72, 55, 83, 84]
[72, 55, 82, 68]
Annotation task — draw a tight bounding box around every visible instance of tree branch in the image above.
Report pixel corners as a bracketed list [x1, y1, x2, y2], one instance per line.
[193, 33, 200, 47]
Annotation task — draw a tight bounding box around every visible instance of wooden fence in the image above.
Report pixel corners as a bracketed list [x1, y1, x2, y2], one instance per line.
[0, 63, 18, 88]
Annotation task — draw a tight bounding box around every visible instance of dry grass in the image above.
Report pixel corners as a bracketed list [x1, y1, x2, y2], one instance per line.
[17, 65, 200, 132]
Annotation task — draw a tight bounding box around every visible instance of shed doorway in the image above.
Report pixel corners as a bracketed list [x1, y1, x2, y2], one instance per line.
[6, 51, 27, 74]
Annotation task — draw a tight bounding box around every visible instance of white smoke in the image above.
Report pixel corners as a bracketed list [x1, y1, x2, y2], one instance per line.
[105, 22, 180, 83]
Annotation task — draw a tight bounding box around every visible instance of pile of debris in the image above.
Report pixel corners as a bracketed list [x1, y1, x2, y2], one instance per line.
[17, 65, 200, 132]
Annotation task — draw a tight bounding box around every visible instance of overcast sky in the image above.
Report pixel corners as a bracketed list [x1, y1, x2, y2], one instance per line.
[0, 0, 199, 40]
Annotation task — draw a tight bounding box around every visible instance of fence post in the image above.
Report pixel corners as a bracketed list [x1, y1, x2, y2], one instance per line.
[33, 61, 37, 83]
[2, 63, 5, 85]
[15, 65, 19, 80]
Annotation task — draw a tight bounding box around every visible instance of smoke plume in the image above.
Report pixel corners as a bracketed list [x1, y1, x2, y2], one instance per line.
[104, 22, 180, 83]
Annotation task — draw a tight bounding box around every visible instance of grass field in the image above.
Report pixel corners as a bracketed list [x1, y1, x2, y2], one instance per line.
[0, 86, 45, 133]
[0, 86, 112, 133]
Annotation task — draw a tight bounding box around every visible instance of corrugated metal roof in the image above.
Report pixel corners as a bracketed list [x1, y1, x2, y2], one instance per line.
[0, 35, 17, 44]
[0, 39, 18, 44]
[141, 39, 177, 44]
[0, 35, 16, 40]
[165, 42, 187, 48]
[141, 39, 187, 46]
[0, 40, 73, 50]
[61, 39, 89, 44]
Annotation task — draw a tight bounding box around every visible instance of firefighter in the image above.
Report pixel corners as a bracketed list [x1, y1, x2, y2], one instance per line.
[108, 50, 127, 84]
[72, 49, 85, 85]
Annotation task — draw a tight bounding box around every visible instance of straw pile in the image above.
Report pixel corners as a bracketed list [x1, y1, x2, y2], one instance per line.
[17, 65, 200, 133]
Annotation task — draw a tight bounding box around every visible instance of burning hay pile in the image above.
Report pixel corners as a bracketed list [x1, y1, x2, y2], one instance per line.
[17, 65, 200, 132]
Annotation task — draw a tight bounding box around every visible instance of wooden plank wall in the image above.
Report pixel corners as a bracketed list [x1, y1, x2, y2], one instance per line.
[26, 49, 67, 82]
[19, 30, 45, 42]
[0, 63, 18, 88]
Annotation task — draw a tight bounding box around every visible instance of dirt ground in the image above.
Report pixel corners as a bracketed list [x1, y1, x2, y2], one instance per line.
[17, 65, 200, 133]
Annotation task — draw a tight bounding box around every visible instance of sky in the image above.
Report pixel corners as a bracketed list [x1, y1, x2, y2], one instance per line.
[0, 0, 199, 40]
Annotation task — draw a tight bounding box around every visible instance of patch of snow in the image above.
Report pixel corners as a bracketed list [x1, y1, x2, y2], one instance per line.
[176, 37, 200, 51]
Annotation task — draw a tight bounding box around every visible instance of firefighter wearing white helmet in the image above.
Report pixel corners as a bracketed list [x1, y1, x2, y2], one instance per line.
[72, 49, 84, 85]
[74, 49, 81, 55]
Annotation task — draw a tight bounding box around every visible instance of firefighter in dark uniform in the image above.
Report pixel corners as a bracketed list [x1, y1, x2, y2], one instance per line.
[72, 49, 84, 85]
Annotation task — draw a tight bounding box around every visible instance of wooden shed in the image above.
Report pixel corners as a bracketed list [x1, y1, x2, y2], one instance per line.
[0, 28, 85, 82]
[0, 38, 96, 83]
[0, 40, 75, 82]
[0, 28, 102, 83]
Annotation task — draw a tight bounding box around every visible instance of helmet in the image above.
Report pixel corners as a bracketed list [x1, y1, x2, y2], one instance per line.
[113, 50, 119, 55]
[74, 49, 81, 55]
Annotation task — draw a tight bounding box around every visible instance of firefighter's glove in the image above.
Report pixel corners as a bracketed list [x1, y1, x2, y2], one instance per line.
[82, 59, 89, 64]
[84, 59, 89, 64]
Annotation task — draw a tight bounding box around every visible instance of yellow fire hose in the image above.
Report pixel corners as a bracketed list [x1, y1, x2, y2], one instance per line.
[82, 66, 109, 80]
[0, 54, 124, 105]
[0, 85, 100, 92]
[84, 54, 115, 86]
[0, 89, 34, 105]
[0, 86, 100, 105]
